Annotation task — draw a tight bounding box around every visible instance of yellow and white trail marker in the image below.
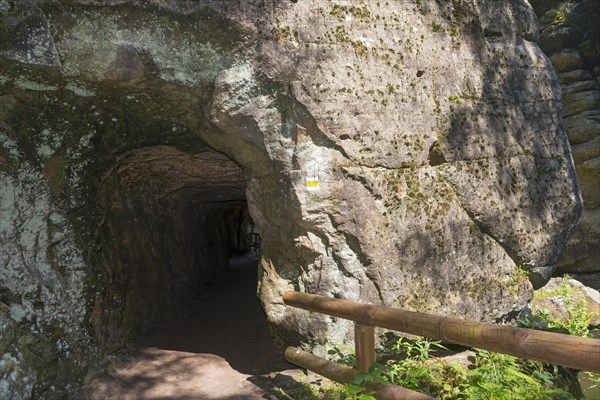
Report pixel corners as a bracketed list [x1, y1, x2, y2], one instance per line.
[306, 176, 320, 191]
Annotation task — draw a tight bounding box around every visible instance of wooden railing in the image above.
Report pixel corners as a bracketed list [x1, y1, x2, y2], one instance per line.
[282, 291, 600, 399]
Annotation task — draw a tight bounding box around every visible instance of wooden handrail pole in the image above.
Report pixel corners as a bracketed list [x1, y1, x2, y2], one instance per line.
[285, 346, 435, 400]
[283, 291, 600, 373]
[355, 323, 376, 372]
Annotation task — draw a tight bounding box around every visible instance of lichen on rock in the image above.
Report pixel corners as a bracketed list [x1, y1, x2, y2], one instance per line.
[0, 163, 93, 398]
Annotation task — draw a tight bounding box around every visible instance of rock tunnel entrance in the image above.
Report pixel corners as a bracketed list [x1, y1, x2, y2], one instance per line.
[93, 145, 267, 355]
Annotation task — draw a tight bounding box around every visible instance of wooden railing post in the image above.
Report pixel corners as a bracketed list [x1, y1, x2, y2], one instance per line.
[283, 291, 600, 373]
[355, 323, 376, 372]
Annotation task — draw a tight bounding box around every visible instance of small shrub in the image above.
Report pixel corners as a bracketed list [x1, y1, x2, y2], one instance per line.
[326, 335, 575, 399]
[457, 350, 572, 400]
[521, 276, 600, 395]
[327, 344, 356, 366]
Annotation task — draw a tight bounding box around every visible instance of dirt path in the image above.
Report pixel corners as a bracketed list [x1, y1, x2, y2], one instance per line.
[84, 256, 307, 399]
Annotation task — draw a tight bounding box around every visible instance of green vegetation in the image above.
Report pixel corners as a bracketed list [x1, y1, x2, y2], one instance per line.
[271, 23, 292, 45]
[448, 95, 461, 104]
[524, 276, 597, 337]
[282, 335, 575, 399]
[330, 4, 371, 20]
[507, 265, 530, 295]
[328, 336, 574, 399]
[334, 25, 369, 57]
[10, 156, 19, 173]
[274, 276, 600, 399]
[327, 344, 357, 366]
[519, 276, 600, 393]
[273, 379, 349, 399]
[547, 5, 568, 26]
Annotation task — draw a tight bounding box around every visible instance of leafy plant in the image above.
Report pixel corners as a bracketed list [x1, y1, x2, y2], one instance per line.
[545, 277, 596, 337]
[552, 7, 567, 25]
[522, 276, 597, 337]
[383, 336, 447, 391]
[346, 364, 389, 400]
[457, 350, 572, 400]
[341, 384, 376, 400]
[326, 334, 575, 399]
[327, 344, 356, 366]
[519, 275, 600, 398]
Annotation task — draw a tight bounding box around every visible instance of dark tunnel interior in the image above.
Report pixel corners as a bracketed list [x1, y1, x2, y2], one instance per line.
[93, 145, 264, 352]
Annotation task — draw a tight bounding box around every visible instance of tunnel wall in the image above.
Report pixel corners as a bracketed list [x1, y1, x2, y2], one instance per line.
[94, 147, 246, 349]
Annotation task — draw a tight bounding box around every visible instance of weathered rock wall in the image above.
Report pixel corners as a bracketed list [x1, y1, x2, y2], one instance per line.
[531, 0, 600, 289]
[0, 0, 582, 397]
[0, 157, 92, 398]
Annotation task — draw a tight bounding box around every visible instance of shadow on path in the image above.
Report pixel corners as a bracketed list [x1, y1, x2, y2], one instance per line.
[144, 255, 292, 376]
[85, 255, 305, 400]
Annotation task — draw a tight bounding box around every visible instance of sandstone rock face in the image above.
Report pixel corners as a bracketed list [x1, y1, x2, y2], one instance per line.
[534, 0, 600, 288]
[0, 0, 581, 396]
[0, 154, 93, 398]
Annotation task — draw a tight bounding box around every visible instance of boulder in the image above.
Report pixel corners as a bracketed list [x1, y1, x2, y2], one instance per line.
[562, 90, 600, 117]
[563, 110, 600, 144]
[570, 136, 600, 164]
[562, 80, 598, 94]
[532, 278, 600, 327]
[528, 0, 562, 17]
[557, 69, 593, 85]
[550, 49, 584, 72]
[540, 26, 583, 54]
[533, 0, 600, 294]
[568, 274, 600, 291]
[581, 39, 600, 65]
[575, 156, 600, 208]
[556, 208, 600, 287]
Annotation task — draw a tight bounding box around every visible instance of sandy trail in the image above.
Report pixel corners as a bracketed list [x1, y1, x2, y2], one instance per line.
[86, 256, 304, 400]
